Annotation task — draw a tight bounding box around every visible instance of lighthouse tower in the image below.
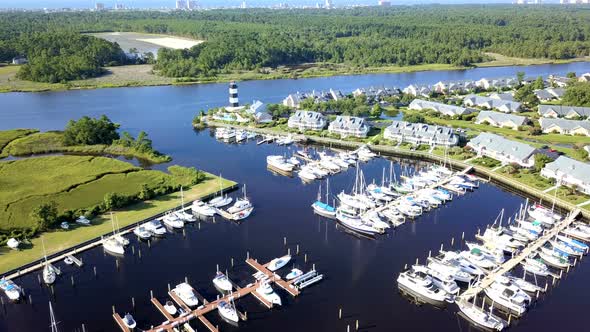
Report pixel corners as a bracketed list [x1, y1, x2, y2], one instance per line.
[229, 81, 239, 107]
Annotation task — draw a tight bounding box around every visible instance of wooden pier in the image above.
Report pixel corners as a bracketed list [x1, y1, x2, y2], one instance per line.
[459, 208, 582, 301]
[120, 256, 307, 332]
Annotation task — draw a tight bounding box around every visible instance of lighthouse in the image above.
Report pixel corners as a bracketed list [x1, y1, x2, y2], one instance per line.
[229, 81, 239, 107]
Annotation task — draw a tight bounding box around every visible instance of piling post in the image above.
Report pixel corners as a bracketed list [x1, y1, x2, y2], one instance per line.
[347, 325, 350, 332]
[560, 269, 563, 279]
[428, 250, 431, 258]
[183, 229, 186, 237]
[198, 222, 201, 230]
[477, 228, 480, 236]
[28, 294, 32, 304]
[71, 275, 75, 287]
[461, 231, 465, 240]
[168, 283, 171, 292]
[415, 257, 418, 265]
[296, 244, 300, 255]
[404, 263, 408, 270]
[339, 307, 342, 319]
[508, 314, 512, 325]
[451, 237, 454, 246]
[544, 282, 548, 292]
[536, 290, 540, 299]
[288, 248, 291, 256]
[116, 259, 119, 270]
[37, 274, 41, 285]
[132, 246, 135, 255]
[284, 237, 287, 245]
[1, 296, 4, 307]
[139, 249, 142, 258]
[355, 319, 359, 331]
[82, 324, 86, 332]
[574, 258, 577, 266]
[247, 251, 250, 260]
[440, 243, 444, 252]
[567, 264, 570, 273]
[304, 254, 308, 263]
[132, 297, 135, 309]
[313, 263, 316, 271]
[112, 305, 116, 314]
[148, 239, 151, 248]
[150, 290, 154, 299]
[93, 266, 97, 277]
[185, 276, 188, 283]
[217, 264, 220, 273]
[231, 258, 234, 267]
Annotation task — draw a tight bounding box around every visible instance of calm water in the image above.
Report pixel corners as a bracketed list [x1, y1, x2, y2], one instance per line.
[1, 63, 589, 332]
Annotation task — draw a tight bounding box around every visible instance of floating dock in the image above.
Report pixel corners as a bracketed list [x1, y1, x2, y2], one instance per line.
[119, 255, 317, 332]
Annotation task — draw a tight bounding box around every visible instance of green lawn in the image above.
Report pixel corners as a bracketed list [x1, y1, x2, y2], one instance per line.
[0, 174, 235, 274]
[498, 168, 555, 190]
[469, 156, 501, 169]
[546, 187, 590, 206]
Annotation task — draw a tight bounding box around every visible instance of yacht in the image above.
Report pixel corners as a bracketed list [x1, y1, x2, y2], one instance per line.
[484, 276, 530, 317]
[550, 239, 583, 257]
[213, 271, 233, 292]
[465, 242, 505, 265]
[338, 192, 369, 210]
[0, 278, 21, 301]
[506, 274, 544, 293]
[133, 225, 152, 240]
[396, 202, 422, 218]
[299, 166, 318, 182]
[426, 257, 472, 283]
[527, 204, 559, 226]
[476, 228, 524, 254]
[439, 251, 485, 277]
[222, 129, 236, 141]
[172, 282, 199, 307]
[164, 301, 178, 315]
[361, 211, 390, 231]
[144, 220, 167, 236]
[397, 267, 454, 304]
[336, 206, 380, 236]
[235, 130, 248, 142]
[508, 225, 539, 242]
[562, 224, 590, 241]
[460, 249, 499, 270]
[296, 149, 311, 159]
[103, 237, 125, 255]
[267, 155, 295, 173]
[191, 201, 216, 217]
[256, 281, 282, 305]
[520, 257, 550, 277]
[175, 210, 196, 223]
[287, 156, 301, 167]
[76, 216, 91, 226]
[123, 313, 137, 329]
[356, 146, 377, 161]
[380, 208, 405, 227]
[517, 219, 544, 233]
[7, 238, 20, 250]
[163, 212, 185, 229]
[232, 207, 253, 220]
[227, 185, 252, 214]
[538, 250, 570, 269]
[457, 299, 506, 331]
[556, 235, 589, 252]
[217, 299, 239, 323]
[268, 254, 291, 272]
[285, 268, 304, 280]
[412, 265, 460, 295]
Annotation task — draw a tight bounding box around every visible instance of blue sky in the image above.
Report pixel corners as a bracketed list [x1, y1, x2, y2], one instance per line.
[0, 0, 539, 9]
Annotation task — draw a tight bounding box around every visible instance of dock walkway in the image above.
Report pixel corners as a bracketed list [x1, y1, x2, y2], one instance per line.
[460, 208, 581, 300]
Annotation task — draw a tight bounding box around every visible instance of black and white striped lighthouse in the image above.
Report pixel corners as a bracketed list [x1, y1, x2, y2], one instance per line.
[229, 81, 239, 107]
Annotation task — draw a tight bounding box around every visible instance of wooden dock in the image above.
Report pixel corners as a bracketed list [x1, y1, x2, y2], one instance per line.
[123, 256, 305, 332]
[459, 208, 582, 301]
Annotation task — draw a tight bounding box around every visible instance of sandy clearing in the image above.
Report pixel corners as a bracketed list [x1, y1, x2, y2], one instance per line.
[137, 37, 203, 49]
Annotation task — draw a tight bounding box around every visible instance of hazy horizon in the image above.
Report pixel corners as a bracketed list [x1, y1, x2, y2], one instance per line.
[0, 0, 561, 10]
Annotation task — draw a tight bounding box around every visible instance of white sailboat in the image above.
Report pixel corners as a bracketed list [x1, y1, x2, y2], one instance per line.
[457, 298, 506, 331]
[227, 184, 252, 214]
[190, 200, 216, 217]
[209, 175, 233, 208]
[312, 179, 336, 219]
[218, 298, 239, 323]
[103, 213, 125, 255]
[0, 278, 21, 301]
[175, 187, 196, 222]
[42, 237, 57, 285]
[213, 271, 233, 292]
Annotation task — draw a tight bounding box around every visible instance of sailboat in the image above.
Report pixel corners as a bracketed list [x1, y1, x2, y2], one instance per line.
[209, 175, 233, 208]
[227, 184, 252, 214]
[218, 298, 239, 323]
[312, 179, 336, 219]
[103, 213, 125, 255]
[175, 187, 196, 222]
[42, 237, 57, 285]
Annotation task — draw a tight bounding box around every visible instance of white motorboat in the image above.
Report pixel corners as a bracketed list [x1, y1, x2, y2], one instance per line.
[396, 202, 422, 218]
[133, 226, 152, 240]
[60, 222, 70, 230]
[267, 155, 295, 173]
[397, 268, 454, 304]
[164, 300, 178, 315]
[256, 281, 282, 305]
[361, 211, 390, 231]
[412, 265, 460, 295]
[520, 257, 550, 277]
[562, 224, 590, 241]
[508, 225, 539, 242]
[191, 201, 216, 217]
[527, 205, 559, 226]
[356, 146, 377, 161]
[312, 180, 336, 219]
[213, 272, 233, 292]
[222, 129, 236, 141]
[506, 274, 544, 293]
[287, 156, 301, 167]
[538, 250, 570, 269]
[175, 210, 196, 223]
[460, 249, 499, 270]
[0, 278, 21, 301]
[103, 238, 125, 255]
[162, 212, 185, 228]
[484, 276, 530, 317]
[299, 167, 318, 182]
[144, 220, 167, 236]
[426, 257, 472, 283]
[477, 228, 524, 254]
[276, 134, 294, 146]
[550, 239, 583, 257]
[380, 208, 405, 227]
[296, 149, 311, 159]
[285, 268, 304, 280]
[439, 251, 485, 277]
[209, 195, 233, 208]
[336, 207, 380, 236]
[319, 158, 341, 173]
[232, 207, 253, 220]
[7, 238, 20, 250]
[64, 257, 74, 265]
[123, 313, 137, 329]
[235, 130, 248, 142]
[465, 242, 505, 265]
[218, 299, 239, 323]
[268, 255, 291, 272]
[517, 219, 544, 233]
[556, 235, 589, 252]
[337, 192, 368, 210]
[457, 299, 506, 331]
[172, 282, 199, 307]
[76, 216, 91, 226]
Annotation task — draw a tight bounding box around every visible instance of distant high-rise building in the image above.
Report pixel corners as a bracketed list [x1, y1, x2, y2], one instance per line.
[187, 0, 198, 9]
[176, 0, 187, 9]
[241, 1, 247, 8]
[325, 0, 333, 9]
[95, 2, 105, 10]
[378, 0, 391, 6]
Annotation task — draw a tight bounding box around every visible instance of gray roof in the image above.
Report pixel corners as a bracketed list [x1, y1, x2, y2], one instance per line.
[384, 120, 458, 144]
[476, 111, 528, 127]
[538, 105, 590, 118]
[463, 95, 521, 112]
[488, 92, 515, 101]
[468, 132, 537, 161]
[409, 99, 475, 116]
[328, 116, 369, 131]
[543, 156, 590, 184]
[539, 118, 590, 131]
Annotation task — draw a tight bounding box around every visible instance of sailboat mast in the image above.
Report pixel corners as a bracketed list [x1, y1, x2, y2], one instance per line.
[49, 301, 59, 332]
[326, 178, 330, 203]
[381, 167, 385, 187]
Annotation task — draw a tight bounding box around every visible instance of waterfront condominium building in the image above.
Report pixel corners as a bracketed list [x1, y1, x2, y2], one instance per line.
[383, 120, 459, 147]
[467, 132, 537, 168]
[328, 116, 371, 138]
[288, 111, 327, 131]
[541, 156, 590, 194]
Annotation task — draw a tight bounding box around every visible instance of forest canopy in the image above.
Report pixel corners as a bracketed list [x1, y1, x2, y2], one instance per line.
[1, 5, 589, 80]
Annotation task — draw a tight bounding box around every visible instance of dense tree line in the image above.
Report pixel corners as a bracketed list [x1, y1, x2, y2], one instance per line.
[562, 82, 590, 106]
[63, 115, 120, 146]
[13, 32, 126, 83]
[1, 6, 590, 79]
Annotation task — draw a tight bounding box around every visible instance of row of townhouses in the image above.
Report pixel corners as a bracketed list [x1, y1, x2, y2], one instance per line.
[383, 121, 460, 147]
[408, 99, 476, 116]
[475, 111, 529, 130]
[539, 118, 590, 136]
[463, 94, 522, 113]
[538, 105, 590, 119]
[283, 89, 345, 108]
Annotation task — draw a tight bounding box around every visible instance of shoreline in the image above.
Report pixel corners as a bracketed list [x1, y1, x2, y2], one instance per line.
[1, 57, 588, 94]
[206, 121, 589, 219]
[0, 174, 237, 276]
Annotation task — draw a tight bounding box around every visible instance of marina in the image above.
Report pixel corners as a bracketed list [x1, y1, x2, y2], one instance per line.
[1, 62, 590, 332]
